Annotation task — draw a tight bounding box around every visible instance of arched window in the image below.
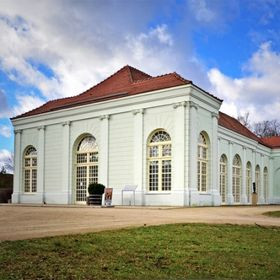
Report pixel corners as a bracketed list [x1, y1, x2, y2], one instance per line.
[246, 162, 252, 203]
[232, 154, 241, 203]
[219, 154, 227, 203]
[75, 136, 98, 203]
[23, 146, 37, 193]
[147, 130, 171, 191]
[255, 165, 260, 195]
[263, 167, 268, 202]
[198, 132, 208, 192]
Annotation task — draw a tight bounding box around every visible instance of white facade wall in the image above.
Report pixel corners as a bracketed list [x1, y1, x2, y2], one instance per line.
[11, 84, 280, 206]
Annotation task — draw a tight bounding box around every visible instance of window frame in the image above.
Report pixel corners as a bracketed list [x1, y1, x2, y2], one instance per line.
[147, 130, 172, 192]
[197, 133, 208, 192]
[23, 146, 37, 194]
[246, 162, 252, 203]
[75, 136, 99, 203]
[232, 155, 241, 203]
[219, 154, 227, 203]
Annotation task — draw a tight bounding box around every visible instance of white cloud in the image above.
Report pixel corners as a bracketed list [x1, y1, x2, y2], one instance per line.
[189, 0, 216, 23]
[0, 125, 11, 138]
[208, 42, 280, 122]
[12, 95, 45, 117]
[0, 149, 13, 173]
[0, 0, 183, 104]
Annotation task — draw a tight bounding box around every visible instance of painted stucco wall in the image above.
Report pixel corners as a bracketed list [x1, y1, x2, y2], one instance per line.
[11, 84, 280, 206]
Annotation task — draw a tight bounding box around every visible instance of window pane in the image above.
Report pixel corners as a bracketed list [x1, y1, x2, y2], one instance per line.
[162, 144, 171, 157]
[32, 170, 37, 192]
[24, 170, 30, 192]
[89, 152, 98, 162]
[25, 158, 31, 167]
[149, 161, 158, 191]
[162, 160, 171, 191]
[77, 153, 87, 164]
[32, 158, 37, 167]
[76, 166, 87, 202]
[149, 146, 158, 157]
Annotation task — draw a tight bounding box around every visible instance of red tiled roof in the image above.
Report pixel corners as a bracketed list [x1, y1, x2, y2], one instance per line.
[12, 65, 222, 119]
[260, 136, 280, 148]
[218, 112, 272, 147]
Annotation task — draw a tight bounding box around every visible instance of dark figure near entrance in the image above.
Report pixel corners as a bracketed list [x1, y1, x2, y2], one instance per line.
[253, 182, 256, 194]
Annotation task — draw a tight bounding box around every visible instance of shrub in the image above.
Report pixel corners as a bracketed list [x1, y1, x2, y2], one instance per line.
[88, 183, 105, 195]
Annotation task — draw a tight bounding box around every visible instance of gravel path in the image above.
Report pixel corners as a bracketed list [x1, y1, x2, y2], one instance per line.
[0, 204, 280, 241]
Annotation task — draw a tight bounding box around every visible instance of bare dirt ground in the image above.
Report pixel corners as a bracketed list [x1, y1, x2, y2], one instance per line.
[0, 204, 280, 241]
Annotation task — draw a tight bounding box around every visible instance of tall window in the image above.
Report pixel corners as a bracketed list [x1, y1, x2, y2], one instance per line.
[246, 162, 252, 203]
[24, 146, 37, 193]
[263, 167, 268, 202]
[75, 136, 98, 202]
[219, 154, 227, 203]
[255, 165, 260, 194]
[232, 155, 241, 203]
[147, 130, 172, 191]
[198, 133, 208, 192]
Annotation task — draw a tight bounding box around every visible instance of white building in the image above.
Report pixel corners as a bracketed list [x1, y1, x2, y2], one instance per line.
[11, 66, 280, 206]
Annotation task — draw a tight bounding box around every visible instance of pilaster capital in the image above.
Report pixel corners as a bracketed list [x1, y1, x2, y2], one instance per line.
[173, 101, 187, 109]
[228, 140, 234, 145]
[14, 129, 22, 135]
[211, 112, 219, 119]
[99, 114, 110, 121]
[37, 125, 45, 131]
[218, 136, 221, 141]
[187, 101, 198, 110]
[132, 108, 145, 115]
[242, 145, 247, 150]
[62, 121, 71, 127]
[269, 156, 274, 160]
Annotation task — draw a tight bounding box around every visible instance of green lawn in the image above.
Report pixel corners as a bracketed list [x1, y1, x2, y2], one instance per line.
[263, 211, 280, 218]
[0, 224, 279, 279]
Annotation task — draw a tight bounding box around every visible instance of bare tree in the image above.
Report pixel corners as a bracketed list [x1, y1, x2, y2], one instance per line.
[4, 153, 14, 173]
[237, 112, 251, 129]
[253, 119, 280, 137]
[237, 112, 280, 137]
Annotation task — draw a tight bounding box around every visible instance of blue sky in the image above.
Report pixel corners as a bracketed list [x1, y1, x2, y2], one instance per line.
[0, 0, 280, 171]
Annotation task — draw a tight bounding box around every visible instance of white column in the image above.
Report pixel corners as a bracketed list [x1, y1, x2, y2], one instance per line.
[62, 121, 71, 204]
[37, 126, 45, 203]
[99, 115, 110, 187]
[258, 154, 265, 204]
[241, 146, 247, 204]
[252, 149, 256, 191]
[211, 112, 220, 205]
[173, 102, 186, 206]
[268, 156, 274, 204]
[217, 137, 221, 199]
[227, 141, 234, 204]
[188, 101, 199, 206]
[12, 129, 22, 203]
[133, 109, 144, 205]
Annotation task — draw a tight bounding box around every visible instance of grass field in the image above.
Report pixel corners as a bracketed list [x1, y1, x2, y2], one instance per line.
[0, 223, 279, 279]
[263, 211, 280, 218]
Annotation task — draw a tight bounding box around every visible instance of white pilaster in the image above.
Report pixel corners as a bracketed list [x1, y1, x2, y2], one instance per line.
[99, 115, 110, 187]
[62, 121, 71, 204]
[241, 146, 247, 204]
[37, 126, 45, 203]
[227, 141, 234, 204]
[188, 101, 199, 206]
[173, 102, 186, 206]
[252, 149, 256, 190]
[12, 129, 22, 203]
[133, 109, 144, 205]
[268, 156, 274, 204]
[211, 112, 220, 205]
[258, 154, 265, 204]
